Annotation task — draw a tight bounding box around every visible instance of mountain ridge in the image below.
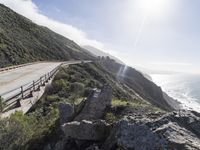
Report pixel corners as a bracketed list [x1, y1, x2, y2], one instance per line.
[82, 45, 124, 64]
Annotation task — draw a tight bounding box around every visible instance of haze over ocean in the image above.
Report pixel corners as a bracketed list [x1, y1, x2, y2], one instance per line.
[151, 73, 200, 112]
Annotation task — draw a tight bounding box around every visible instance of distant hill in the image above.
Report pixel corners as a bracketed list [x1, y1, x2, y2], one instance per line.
[82, 45, 124, 64]
[0, 4, 93, 68]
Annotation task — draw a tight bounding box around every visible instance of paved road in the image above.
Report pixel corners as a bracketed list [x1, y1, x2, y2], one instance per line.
[0, 62, 61, 98]
[0, 62, 62, 99]
[0, 60, 91, 101]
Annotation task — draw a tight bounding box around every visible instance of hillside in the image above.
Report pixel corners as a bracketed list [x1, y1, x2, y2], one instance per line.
[82, 45, 124, 64]
[1, 60, 198, 150]
[0, 4, 93, 68]
[0, 60, 165, 150]
[1, 3, 195, 150]
[0, 3, 175, 111]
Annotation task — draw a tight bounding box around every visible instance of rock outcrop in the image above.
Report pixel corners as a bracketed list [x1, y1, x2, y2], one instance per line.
[103, 118, 166, 150]
[62, 120, 110, 141]
[58, 102, 74, 124]
[49, 88, 200, 150]
[74, 86, 112, 121]
[103, 110, 200, 150]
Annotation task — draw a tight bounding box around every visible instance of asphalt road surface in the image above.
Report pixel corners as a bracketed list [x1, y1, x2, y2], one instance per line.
[0, 62, 62, 99]
[0, 60, 90, 100]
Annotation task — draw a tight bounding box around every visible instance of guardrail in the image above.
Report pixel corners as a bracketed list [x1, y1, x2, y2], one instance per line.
[0, 62, 40, 73]
[0, 60, 91, 112]
[1, 64, 61, 112]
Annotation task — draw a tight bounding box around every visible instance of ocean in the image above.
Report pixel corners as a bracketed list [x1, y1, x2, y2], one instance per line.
[151, 73, 200, 112]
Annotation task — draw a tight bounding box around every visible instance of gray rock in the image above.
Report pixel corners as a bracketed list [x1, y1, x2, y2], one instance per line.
[74, 86, 112, 121]
[85, 144, 100, 150]
[103, 110, 200, 150]
[62, 120, 110, 141]
[103, 118, 166, 150]
[58, 102, 74, 125]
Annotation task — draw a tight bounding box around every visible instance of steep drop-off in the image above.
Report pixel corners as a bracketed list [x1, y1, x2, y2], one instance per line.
[99, 59, 177, 111]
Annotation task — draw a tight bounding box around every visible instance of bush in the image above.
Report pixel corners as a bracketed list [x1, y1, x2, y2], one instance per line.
[0, 109, 59, 150]
[70, 82, 84, 94]
[46, 95, 61, 103]
[0, 111, 37, 150]
[51, 79, 66, 94]
[105, 112, 117, 123]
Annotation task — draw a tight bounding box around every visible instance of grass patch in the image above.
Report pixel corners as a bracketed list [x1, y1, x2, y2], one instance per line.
[112, 99, 148, 108]
[105, 112, 117, 124]
[111, 99, 164, 113]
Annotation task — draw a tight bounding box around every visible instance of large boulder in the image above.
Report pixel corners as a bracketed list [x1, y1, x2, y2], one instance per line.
[58, 102, 74, 125]
[74, 86, 112, 121]
[103, 110, 200, 150]
[102, 118, 166, 150]
[62, 120, 110, 141]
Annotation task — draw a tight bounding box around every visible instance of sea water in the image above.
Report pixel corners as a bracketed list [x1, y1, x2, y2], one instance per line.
[151, 73, 200, 112]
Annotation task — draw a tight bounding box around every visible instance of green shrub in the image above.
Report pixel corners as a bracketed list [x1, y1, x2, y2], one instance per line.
[105, 112, 117, 123]
[54, 71, 69, 80]
[70, 82, 84, 94]
[51, 79, 66, 93]
[0, 108, 59, 150]
[46, 95, 61, 103]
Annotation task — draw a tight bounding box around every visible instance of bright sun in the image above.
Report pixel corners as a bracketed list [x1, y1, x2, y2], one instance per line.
[137, 0, 171, 16]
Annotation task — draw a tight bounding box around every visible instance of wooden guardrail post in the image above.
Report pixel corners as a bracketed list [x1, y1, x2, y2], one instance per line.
[48, 72, 50, 79]
[45, 74, 47, 83]
[33, 81, 35, 91]
[42, 76, 45, 86]
[0, 96, 4, 113]
[21, 86, 24, 99]
[17, 99, 21, 107]
[40, 77, 43, 86]
[16, 86, 24, 107]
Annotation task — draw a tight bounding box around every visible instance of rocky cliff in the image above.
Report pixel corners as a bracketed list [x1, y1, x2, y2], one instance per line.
[99, 58, 179, 111]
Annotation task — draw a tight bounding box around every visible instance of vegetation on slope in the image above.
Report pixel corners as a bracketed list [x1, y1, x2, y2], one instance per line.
[0, 4, 93, 67]
[98, 58, 174, 111]
[0, 3, 175, 150]
[0, 61, 164, 150]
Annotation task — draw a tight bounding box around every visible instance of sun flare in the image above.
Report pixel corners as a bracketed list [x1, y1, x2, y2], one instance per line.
[137, 0, 171, 16]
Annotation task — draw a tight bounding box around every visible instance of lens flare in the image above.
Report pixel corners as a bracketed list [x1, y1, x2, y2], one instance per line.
[137, 0, 171, 16]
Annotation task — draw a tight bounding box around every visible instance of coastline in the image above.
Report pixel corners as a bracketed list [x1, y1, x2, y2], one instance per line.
[151, 73, 200, 113]
[163, 92, 182, 110]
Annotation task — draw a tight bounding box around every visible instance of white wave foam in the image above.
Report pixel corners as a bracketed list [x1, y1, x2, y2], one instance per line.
[151, 74, 200, 112]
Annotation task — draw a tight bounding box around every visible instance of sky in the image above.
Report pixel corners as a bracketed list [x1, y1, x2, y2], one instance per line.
[0, 0, 200, 74]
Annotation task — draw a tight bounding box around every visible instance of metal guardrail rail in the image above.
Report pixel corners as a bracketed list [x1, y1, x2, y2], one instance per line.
[0, 60, 91, 112]
[1, 63, 61, 112]
[0, 62, 40, 73]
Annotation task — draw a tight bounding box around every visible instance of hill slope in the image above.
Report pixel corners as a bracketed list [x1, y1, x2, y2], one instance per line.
[0, 4, 93, 67]
[82, 45, 124, 64]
